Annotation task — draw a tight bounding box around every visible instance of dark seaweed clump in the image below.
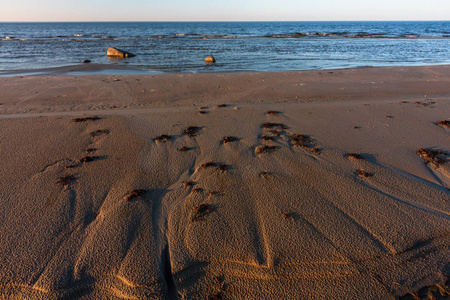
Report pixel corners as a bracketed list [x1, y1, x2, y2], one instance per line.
[73, 116, 101, 123]
[191, 203, 213, 222]
[265, 110, 280, 116]
[416, 147, 447, 168]
[184, 126, 202, 137]
[124, 189, 147, 202]
[57, 175, 76, 186]
[261, 135, 274, 141]
[79, 156, 100, 163]
[290, 134, 312, 147]
[200, 161, 228, 172]
[154, 135, 171, 142]
[178, 146, 190, 152]
[289, 134, 321, 154]
[357, 170, 372, 178]
[90, 129, 109, 137]
[262, 123, 288, 130]
[344, 153, 365, 160]
[436, 120, 450, 128]
[222, 136, 238, 144]
[255, 145, 278, 155]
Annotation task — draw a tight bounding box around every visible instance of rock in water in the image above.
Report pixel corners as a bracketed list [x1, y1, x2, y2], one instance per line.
[107, 47, 136, 58]
[204, 55, 216, 63]
[81, 59, 91, 63]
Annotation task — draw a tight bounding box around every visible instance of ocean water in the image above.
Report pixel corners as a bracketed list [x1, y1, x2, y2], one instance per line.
[0, 21, 449, 74]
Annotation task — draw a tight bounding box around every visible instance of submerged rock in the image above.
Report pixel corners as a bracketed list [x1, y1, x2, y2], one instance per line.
[81, 59, 91, 63]
[107, 47, 136, 58]
[204, 55, 216, 63]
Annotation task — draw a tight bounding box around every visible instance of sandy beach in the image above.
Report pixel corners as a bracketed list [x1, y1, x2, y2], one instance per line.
[0, 65, 449, 299]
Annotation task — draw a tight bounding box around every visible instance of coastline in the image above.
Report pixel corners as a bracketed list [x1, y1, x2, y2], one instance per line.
[0, 63, 163, 77]
[0, 65, 449, 299]
[2, 62, 450, 77]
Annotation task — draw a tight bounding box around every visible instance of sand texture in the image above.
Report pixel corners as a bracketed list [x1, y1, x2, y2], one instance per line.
[0, 65, 449, 299]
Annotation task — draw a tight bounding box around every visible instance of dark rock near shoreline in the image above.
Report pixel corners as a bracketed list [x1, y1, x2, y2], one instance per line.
[107, 47, 136, 58]
[204, 55, 216, 63]
[81, 60, 91, 63]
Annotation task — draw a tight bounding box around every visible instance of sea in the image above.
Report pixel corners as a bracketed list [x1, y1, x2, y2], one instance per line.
[0, 21, 449, 74]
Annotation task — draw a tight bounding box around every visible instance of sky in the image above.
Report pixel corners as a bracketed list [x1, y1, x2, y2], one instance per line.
[1, 0, 449, 22]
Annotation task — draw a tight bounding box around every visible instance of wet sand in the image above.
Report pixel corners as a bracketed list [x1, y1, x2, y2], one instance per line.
[0, 65, 449, 299]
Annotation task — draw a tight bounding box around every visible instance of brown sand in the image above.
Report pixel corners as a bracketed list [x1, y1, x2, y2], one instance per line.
[0, 65, 449, 299]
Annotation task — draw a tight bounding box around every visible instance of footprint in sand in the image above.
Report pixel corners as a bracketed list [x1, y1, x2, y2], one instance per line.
[289, 134, 321, 154]
[90, 129, 109, 137]
[183, 181, 196, 188]
[72, 116, 101, 123]
[154, 134, 172, 143]
[178, 146, 191, 152]
[265, 110, 281, 116]
[416, 147, 450, 186]
[356, 170, 373, 178]
[190, 203, 213, 223]
[255, 145, 278, 155]
[222, 136, 238, 144]
[183, 126, 202, 137]
[259, 171, 271, 179]
[79, 156, 102, 163]
[123, 189, 147, 202]
[261, 135, 274, 142]
[57, 174, 76, 186]
[344, 153, 365, 160]
[198, 161, 228, 172]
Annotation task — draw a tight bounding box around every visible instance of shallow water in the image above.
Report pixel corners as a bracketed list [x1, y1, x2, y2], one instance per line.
[0, 21, 449, 73]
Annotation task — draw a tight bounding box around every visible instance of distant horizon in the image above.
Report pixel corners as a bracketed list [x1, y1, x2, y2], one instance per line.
[1, 20, 449, 23]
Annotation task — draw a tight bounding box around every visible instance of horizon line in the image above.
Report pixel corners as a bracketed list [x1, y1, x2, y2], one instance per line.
[1, 19, 449, 23]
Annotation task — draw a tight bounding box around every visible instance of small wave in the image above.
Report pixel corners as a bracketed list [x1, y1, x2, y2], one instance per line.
[264, 31, 450, 39]
[399, 34, 420, 38]
[199, 34, 228, 38]
[265, 32, 343, 38]
[171, 33, 231, 39]
[36, 35, 72, 39]
[73, 34, 85, 37]
[89, 34, 116, 39]
[1, 38, 29, 42]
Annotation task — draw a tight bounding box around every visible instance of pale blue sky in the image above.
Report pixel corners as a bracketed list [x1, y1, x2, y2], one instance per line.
[1, 0, 449, 22]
